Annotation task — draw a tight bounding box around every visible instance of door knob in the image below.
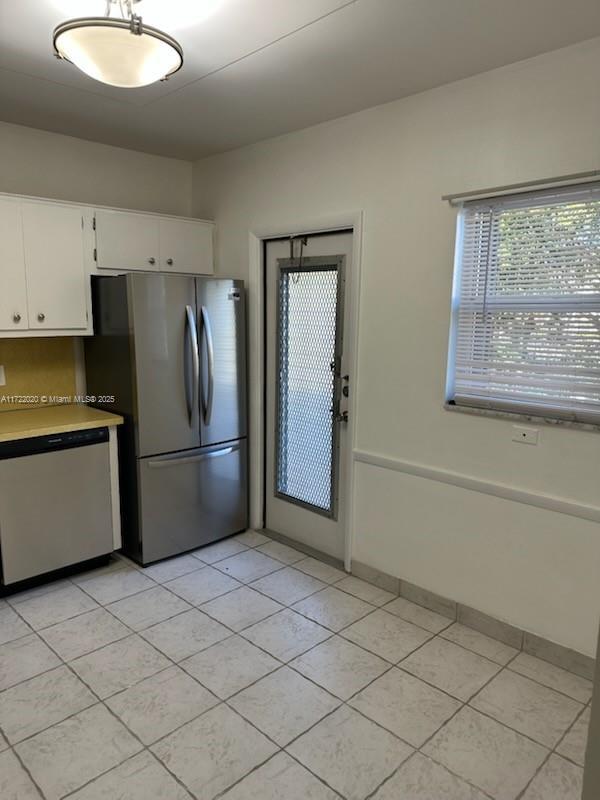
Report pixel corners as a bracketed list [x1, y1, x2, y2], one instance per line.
[37, 313, 45, 322]
[13, 312, 21, 323]
[148, 257, 156, 265]
[334, 410, 349, 423]
[166, 258, 173, 265]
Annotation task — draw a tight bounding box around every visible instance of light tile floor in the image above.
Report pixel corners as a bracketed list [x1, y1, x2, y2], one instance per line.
[0, 533, 591, 800]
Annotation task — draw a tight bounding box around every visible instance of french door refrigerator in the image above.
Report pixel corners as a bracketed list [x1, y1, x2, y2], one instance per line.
[85, 272, 248, 565]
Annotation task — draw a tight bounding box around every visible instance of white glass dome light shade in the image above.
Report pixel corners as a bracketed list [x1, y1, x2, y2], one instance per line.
[53, 17, 183, 88]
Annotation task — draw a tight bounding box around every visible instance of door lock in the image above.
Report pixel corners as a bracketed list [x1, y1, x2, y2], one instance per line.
[334, 410, 349, 424]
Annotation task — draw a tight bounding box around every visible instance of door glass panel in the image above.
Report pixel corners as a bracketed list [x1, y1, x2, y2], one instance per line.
[275, 257, 344, 516]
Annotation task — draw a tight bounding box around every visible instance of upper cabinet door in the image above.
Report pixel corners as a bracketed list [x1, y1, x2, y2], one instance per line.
[95, 209, 159, 271]
[0, 198, 28, 331]
[22, 202, 88, 330]
[159, 218, 214, 274]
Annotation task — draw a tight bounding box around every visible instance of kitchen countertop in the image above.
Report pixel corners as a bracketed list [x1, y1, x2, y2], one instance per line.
[0, 405, 123, 443]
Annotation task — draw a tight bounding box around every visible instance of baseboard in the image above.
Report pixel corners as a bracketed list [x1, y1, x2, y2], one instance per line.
[257, 530, 595, 679]
[350, 561, 399, 594]
[522, 632, 596, 682]
[262, 528, 345, 571]
[458, 603, 523, 650]
[351, 559, 595, 680]
[401, 579, 456, 620]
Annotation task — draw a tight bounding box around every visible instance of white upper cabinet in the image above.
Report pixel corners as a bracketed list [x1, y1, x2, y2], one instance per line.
[0, 193, 215, 338]
[22, 202, 89, 331]
[95, 209, 160, 272]
[0, 197, 28, 332]
[0, 197, 91, 337]
[95, 209, 214, 274]
[159, 218, 214, 274]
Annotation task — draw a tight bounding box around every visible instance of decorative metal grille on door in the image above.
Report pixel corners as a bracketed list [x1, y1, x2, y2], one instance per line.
[275, 256, 345, 517]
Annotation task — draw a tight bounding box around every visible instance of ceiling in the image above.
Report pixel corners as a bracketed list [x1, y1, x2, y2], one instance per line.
[1, 0, 600, 161]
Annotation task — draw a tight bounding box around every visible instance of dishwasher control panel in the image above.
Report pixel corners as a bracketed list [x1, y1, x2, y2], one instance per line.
[0, 427, 109, 460]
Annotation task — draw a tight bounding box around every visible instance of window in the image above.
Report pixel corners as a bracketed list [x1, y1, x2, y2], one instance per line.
[447, 183, 600, 423]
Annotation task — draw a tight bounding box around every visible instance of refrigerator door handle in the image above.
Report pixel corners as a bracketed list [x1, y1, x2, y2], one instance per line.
[147, 444, 239, 469]
[200, 304, 215, 425]
[185, 304, 200, 427]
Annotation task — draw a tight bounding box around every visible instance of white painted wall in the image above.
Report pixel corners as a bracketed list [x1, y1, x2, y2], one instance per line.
[0, 121, 192, 216]
[193, 38, 600, 656]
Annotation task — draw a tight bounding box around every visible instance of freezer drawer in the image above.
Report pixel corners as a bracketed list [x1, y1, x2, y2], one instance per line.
[138, 438, 248, 563]
[0, 440, 113, 585]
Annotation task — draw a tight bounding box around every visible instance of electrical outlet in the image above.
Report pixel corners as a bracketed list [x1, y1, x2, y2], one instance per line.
[512, 425, 539, 445]
[0, 365, 5, 387]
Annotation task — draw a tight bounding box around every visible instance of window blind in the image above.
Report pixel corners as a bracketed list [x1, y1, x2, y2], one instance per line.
[447, 183, 600, 423]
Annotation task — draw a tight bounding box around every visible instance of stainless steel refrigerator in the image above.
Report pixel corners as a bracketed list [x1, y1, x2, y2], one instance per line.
[85, 272, 248, 565]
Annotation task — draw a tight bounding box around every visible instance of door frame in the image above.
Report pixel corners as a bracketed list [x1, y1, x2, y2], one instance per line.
[247, 211, 364, 571]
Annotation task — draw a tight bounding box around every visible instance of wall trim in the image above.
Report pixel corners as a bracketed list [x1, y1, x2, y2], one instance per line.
[353, 448, 600, 525]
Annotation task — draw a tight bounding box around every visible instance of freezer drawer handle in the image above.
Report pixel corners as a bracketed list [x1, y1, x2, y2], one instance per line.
[200, 305, 215, 426]
[185, 304, 200, 427]
[147, 445, 238, 469]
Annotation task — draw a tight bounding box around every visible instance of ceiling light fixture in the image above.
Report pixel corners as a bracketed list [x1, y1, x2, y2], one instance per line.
[53, 0, 183, 89]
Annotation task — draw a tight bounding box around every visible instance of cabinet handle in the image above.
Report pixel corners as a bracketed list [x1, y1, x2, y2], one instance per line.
[148, 257, 156, 265]
[13, 312, 21, 323]
[37, 313, 45, 322]
[166, 258, 174, 266]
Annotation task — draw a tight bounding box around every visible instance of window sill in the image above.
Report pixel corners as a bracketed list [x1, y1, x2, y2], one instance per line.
[444, 402, 600, 433]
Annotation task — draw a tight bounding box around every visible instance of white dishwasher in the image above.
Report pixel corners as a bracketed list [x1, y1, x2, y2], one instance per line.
[0, 427, 114, 587]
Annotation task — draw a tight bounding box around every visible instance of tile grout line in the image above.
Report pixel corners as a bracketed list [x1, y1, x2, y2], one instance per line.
[555, 698, 590, 749]
[8, 573, 214, 799]
[71, 556, 355, 797]
[91, 569, 354, 799]
[72, 555, 422, 798]
[146, 583, 587, 800]
[4, 560, 586, 726]
[10, 574, 216, 800]
[187, 575, 504, 798]
[502, 663, 590, 704]
[0, 725, 47, 800]
[1, 541, 287, 798]
[59, 750, 195, 800]
[364, 749, 497, 800]
[7, 595, 157, 799]
[514, 750, 554, 800]
[51, 540, 600, 793]
[0, 541, 591, 800]
[2, 567, 586, 721]
[404, 649, 539, 799]
[464, 688, 585, 751]
[419, 638, 584, 797]
[514, 700, 589, 800]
